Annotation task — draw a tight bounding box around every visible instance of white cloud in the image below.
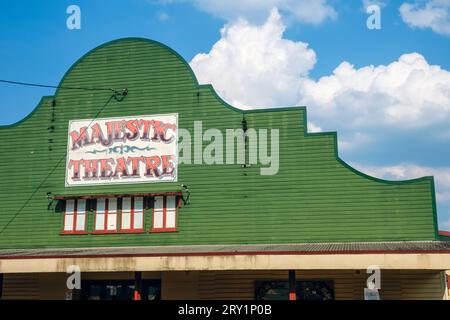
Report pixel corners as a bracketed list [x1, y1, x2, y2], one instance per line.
[190, 9, 316, 108]
[190, 9, 450, 130]
[191, 0, 336, 24]
[280, 0, 337, 25]
[442, 214, 450, 229]
[437, 192, 450, 202]
[400, 0, 450, 35]
[350, 163, 450, 188]
[338, 132, 372, 152]
[307, 122, 322, 133]
[299, 53, 450, 129]
[363, 0, 387, 9]
[436, 129, 450, 141]
[158, 12, 170, 21]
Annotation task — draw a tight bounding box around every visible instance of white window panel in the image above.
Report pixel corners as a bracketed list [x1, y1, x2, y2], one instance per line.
[64, 214, 73, 231]
[153, 196, 164, 229]
[109, 198, 117, 211]
[134, 197, 143, 211]
[133, 197, 144, 229]
[121, 197, 132, 230]
[95, 199, 106, 230]
[64, 214, 74, 231]
[165, 196, 177, 229]
[134, 211, 143, 229]
[95, 213, 105, 231]
[107, 198, 117, 231]
[96, 199, 106, 213]
[153, 211, 163, 229]
[76, 213, 86, 231]
[77, 199, 86, 214]
[107, 213, 117, 231]
[121, 213, 131, 230]
[75, 199, 86, 231]
[64, 199, 75, 231]
[66, 199, 75, 214]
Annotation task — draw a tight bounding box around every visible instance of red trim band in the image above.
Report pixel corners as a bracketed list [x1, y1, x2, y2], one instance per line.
[54, 192, 182, 200]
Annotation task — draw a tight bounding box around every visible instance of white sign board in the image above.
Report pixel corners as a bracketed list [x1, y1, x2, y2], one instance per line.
[65, 114, 178, 186]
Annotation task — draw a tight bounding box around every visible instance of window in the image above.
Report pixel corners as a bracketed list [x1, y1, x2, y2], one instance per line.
[151, 195, 177, 232]
[81, 280, 161, 300]
[296, 281, 334, 300]
[60, 194, 180, 235]
[94, 198, 118, 233]
[255, 280, 334, 300]
[63, 199, 87, 234]
[120, 197, 144, 232]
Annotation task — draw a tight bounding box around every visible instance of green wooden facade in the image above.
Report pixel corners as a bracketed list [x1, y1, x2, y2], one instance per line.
[0, 38, 440, 249]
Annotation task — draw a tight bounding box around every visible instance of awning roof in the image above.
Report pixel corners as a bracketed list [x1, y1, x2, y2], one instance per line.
[1, 241, 450, 259]
[2, 241, 450, 273]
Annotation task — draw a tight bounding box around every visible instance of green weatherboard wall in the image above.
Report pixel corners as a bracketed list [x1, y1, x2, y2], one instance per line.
[0, 38, 439, 248]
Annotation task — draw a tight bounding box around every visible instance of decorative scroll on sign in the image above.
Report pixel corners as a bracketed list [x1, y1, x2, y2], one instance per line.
[65, 114, 178, 186]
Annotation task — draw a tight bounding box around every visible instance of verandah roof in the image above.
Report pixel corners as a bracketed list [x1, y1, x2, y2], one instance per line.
[2, 241, 450, 273]
[1, 241, 450, 259]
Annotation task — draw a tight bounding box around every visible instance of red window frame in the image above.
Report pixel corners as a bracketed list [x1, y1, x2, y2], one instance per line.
[93, 198, 118, 234]
[150, 196, 178, 233]
[119, 197, 145, 233]
[61, 199, 88, 235]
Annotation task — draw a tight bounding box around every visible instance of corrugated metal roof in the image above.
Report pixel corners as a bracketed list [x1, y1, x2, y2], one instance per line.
[1, 241, 450, 258]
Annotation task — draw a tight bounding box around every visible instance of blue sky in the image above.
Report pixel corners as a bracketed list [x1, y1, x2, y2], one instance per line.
[1, 0, 450, 230]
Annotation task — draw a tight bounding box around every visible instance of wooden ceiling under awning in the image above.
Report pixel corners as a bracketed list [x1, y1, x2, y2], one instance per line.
[1, 252, 450, 273]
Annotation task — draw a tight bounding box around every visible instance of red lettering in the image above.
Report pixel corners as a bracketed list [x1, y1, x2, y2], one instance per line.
[81, 159, 99, 179]
[161, 155, 175, 176]
[150, 120, 177, 143]
[126, 120, 139, 140]
[113, 121, 126, 142]
[68, 160, 80, 179]
[99, 158, 114, 178]
[114, 157, 129, 177]
[70, 127, 89, 150]
[128, 156, 144, 176]
[139, 119, 151, 140]
[144, 156, 161, 177]
[90, 123, 108, 146]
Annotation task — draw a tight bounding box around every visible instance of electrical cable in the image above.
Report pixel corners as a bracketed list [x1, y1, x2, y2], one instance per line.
[0, 79, 115, 92]
[0, 92, 121, 235]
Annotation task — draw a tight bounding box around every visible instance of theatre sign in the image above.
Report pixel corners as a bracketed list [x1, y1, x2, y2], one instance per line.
[65, 113, 178, 186]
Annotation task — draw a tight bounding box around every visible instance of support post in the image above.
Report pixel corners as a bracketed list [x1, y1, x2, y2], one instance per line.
[0, 273, 3, 300]
[447, 274, 450, 300]
[289, 270, 296, 300]
[134, 271, 142, 300]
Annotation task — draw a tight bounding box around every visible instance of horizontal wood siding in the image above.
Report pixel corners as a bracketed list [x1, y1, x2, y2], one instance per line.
[162, 271, 200, 300]
[2, 273, 40, 299]
[194, 270, 445, 300]
[1, 270, 445, 300]
[0, 38, 438, 249]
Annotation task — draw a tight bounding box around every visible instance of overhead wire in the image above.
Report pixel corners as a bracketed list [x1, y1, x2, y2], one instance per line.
[0, 84, 128, 234]
[0, 79, 115, 92]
